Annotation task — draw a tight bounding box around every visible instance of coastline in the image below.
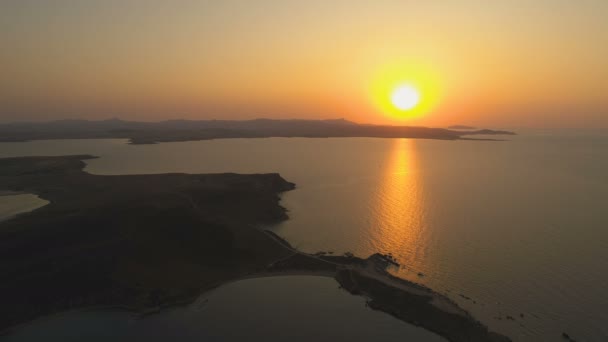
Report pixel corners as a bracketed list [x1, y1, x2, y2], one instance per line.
[0, 193, 49, 223]
[0, 154, 510, 341]
[0, 119, 515, 145]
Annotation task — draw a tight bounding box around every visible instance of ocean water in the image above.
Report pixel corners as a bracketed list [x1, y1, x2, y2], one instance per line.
[0, 131, 607, 341]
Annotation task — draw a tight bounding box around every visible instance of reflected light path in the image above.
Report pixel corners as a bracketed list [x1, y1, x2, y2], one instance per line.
[368, 139, 429, 276]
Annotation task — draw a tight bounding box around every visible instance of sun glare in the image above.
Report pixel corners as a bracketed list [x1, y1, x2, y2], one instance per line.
[391, 86, 420, 111]
[368, 61, 442, 121]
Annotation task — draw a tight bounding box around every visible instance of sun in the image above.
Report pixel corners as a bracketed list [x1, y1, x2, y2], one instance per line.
[368, 61, 441, 120]
[391, 85, 420, 111]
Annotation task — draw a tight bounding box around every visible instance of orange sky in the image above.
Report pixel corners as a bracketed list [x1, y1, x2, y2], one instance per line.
[1, 1, 607, 128]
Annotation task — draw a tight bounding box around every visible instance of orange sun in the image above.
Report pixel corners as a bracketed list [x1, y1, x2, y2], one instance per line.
[368, 61, 442, 121]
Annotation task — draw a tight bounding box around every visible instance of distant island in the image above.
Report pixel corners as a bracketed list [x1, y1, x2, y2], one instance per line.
[447, 125, 478, 130]
[0, 155, 509, 341]
[0, 119, 515, 144]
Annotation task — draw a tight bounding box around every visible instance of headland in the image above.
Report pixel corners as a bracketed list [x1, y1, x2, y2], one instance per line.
[0, 155, 509, 341]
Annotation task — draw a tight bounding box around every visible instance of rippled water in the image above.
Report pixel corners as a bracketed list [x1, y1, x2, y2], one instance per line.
[1, 132, 607, 341]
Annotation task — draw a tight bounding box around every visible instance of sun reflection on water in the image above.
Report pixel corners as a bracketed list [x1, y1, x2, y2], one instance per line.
[368, 139, 428, 276]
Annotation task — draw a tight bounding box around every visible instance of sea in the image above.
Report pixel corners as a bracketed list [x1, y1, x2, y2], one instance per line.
[1, 130, 607, 341]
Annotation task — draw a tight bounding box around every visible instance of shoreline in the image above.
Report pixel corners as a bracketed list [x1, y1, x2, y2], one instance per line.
[0, 192, 49, 223]
[0, 119, 515, 145]
[0, 155, 510, 342]
[0, 261, 482, 341]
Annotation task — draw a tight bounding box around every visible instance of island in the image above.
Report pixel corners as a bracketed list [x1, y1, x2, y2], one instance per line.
[447, 125, 477, 130]
[0, 155, 510, 341]
[0, 118, 515, 144]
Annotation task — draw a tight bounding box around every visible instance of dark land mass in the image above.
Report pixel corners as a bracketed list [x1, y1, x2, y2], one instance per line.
[0, 155, 510, 341]
[0, 118, 515, 144]
[448, 125, 478, 130]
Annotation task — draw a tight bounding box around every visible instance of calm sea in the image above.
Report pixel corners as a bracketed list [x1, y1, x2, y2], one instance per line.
[1, 131, 607, 341]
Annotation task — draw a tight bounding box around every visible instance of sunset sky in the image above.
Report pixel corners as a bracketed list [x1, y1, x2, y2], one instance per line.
[1, 0, 607, 128]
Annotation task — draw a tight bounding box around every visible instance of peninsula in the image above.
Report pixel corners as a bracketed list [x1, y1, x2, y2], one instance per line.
[0, 155, 510, 341]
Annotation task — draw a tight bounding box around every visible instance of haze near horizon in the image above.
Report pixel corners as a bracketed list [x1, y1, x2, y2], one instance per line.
[1, 1, 607, 128]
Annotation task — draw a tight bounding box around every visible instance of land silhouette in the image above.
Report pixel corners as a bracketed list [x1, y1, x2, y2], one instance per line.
[0, 155, 509, 341]
[0, 118, 514, 144]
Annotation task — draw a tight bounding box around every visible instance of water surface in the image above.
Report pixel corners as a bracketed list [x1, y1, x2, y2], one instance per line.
[3, 276, 444, 342]
[1, 133, 607, 341]
[0, 194, 48, 222]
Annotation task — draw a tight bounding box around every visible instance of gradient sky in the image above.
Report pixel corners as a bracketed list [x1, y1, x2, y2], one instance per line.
[1, 0, 607, 127]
